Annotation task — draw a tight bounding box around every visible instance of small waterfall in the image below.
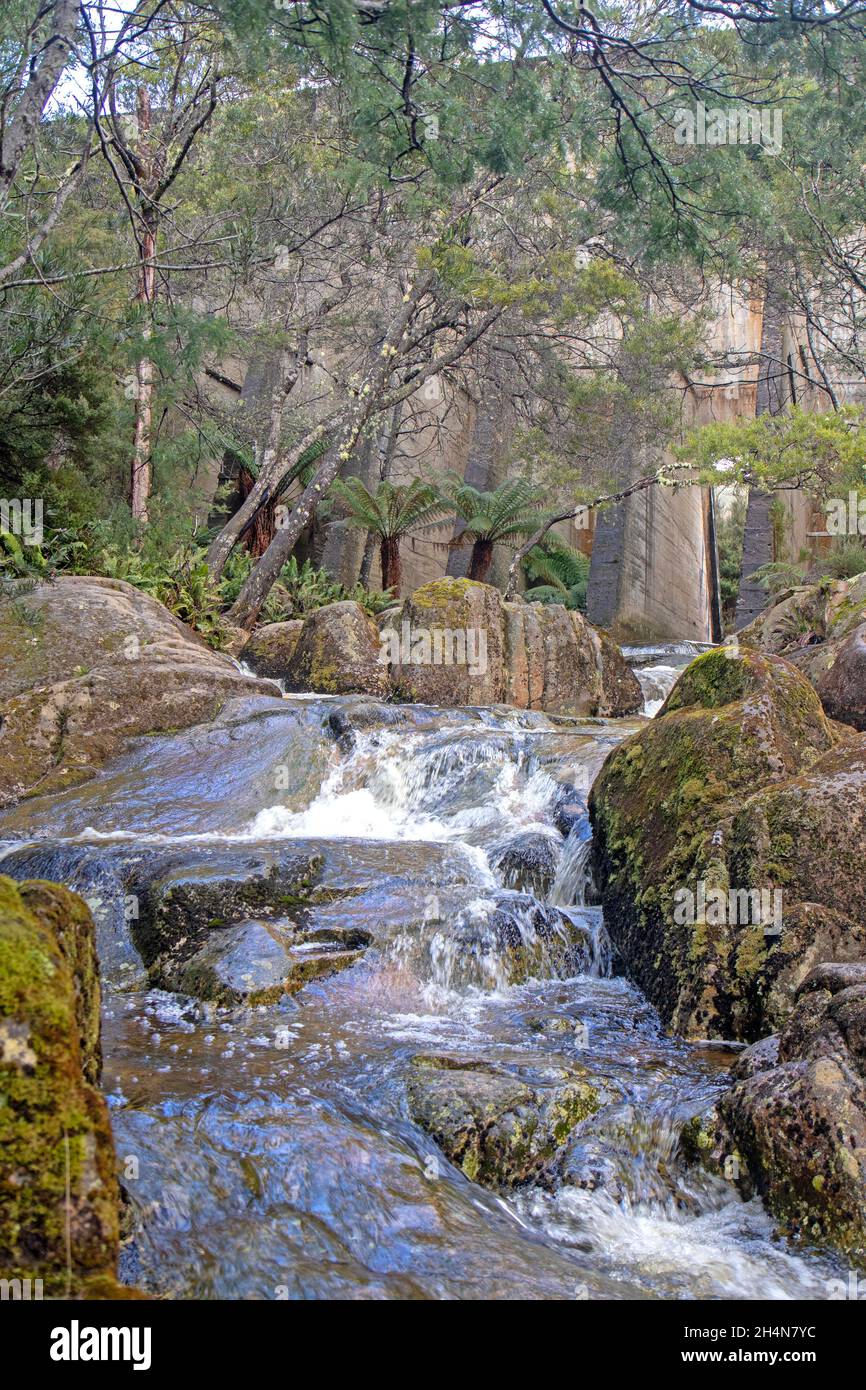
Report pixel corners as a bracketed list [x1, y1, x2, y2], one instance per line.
[2, 690, 838, 1301]
[550, 833, 593, 907]
[381, 892, 596, 997]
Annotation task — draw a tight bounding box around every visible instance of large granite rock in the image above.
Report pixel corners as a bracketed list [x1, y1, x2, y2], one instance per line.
[0, 877, 121, 1296]
[0, 577, 278, 807]
[384, 579, 642, 715]
[589, 646, 859, 1040]
[261, 600, 389, 697]
[737, 572, 866, 731]
[692, 962, 866, 1268]
[239, 619, 303, 679]
[240, 581, 641, 714]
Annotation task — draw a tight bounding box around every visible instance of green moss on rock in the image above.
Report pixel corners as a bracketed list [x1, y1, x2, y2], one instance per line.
[589, 648, 840, 1040]
[0, 876, 120, 1295]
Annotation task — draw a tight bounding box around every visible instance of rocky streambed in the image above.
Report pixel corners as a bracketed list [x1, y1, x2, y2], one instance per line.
[0, 643, 850, 1299]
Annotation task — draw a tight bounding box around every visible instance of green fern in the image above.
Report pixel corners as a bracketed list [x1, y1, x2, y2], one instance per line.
[523, 537, 589, 612]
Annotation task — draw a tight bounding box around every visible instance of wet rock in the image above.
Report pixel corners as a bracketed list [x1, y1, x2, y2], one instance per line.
[730, 1035, 780, 1081]
[552, 784, 588, 838]
[325, 698, 421, 750]
[240, 619, 304, 679]
[127, 846, 326, 997]
[0, 876, 120, 1295]
[280, 601, 389, 697]
[161, 918, 369, 1005]
[476, 894, 592, 985]
[0, 577, 278, 807]
[490, 830, 561, 897]
[589, 646, 844, 1040]
[710, 963, 866, 1268]
[406, 1054, 603, 1188]
[560, 1136, 631, 1199]
[0, 842, 144, 986]
[386, 578, 642, 715]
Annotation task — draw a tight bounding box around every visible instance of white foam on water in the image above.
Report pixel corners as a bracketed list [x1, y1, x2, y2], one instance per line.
[515, 1184, 837, 1301]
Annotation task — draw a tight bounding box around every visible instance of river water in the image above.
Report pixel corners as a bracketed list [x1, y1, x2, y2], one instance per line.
[0, 645, 840, 1299]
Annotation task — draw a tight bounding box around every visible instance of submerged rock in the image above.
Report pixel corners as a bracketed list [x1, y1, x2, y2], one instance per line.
[124, 846, 338, 1001]
[590, 646, 847, 1040]
[162, 918, 369, 1005]
[0, 577, 277, 807]
[406, 1053, 604, 1188]
[0, 877, 120, 1295]
[490, 830, 562, 897]
[447, 893, 593, 988]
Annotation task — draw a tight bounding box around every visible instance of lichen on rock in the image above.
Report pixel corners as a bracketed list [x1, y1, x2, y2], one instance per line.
[406, 1053, 606, 1188]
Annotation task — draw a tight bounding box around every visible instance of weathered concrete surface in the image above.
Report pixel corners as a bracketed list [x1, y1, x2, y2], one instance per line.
[589, 485, 718, 644]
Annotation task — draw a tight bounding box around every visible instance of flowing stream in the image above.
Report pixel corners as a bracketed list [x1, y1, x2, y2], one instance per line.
[0, 646, 841, 1299]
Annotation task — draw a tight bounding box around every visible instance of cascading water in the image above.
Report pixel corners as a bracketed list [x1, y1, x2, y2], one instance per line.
[0, 649, 842, 1299]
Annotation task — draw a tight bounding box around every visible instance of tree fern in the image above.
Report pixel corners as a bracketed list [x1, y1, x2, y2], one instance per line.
[523, 537, 590, 612]
[329, 477, 451, 594]
[441, 475, 551, 581]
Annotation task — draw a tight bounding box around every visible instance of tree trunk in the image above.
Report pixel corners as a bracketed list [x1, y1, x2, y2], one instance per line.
[226, 448, 343, 628]
[359, 401, 403, 586]
[206, 351, 311, 582]
[358, 532, 376, 587]
[238, 467, 277, 556]
[467, 538, 493, 582]
[380, 536, 401, 596]
[130, 87, 156, 524]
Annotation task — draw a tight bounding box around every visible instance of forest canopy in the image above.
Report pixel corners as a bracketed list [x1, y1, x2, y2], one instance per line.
[2, 0, 866, 628]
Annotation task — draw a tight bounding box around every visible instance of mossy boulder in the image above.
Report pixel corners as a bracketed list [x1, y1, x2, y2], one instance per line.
[703, 962, 866, 1268]
[279, 600, 389, 696]
[0, 576, 278, 807]
[406, 1053, 605, 1188]
[0, 876, 120, 1295]
[724, 739, 866, 1033]
[240, 619, 304, 680]
[589, 646, 842, 1040]
[384, 578, 641, 715]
